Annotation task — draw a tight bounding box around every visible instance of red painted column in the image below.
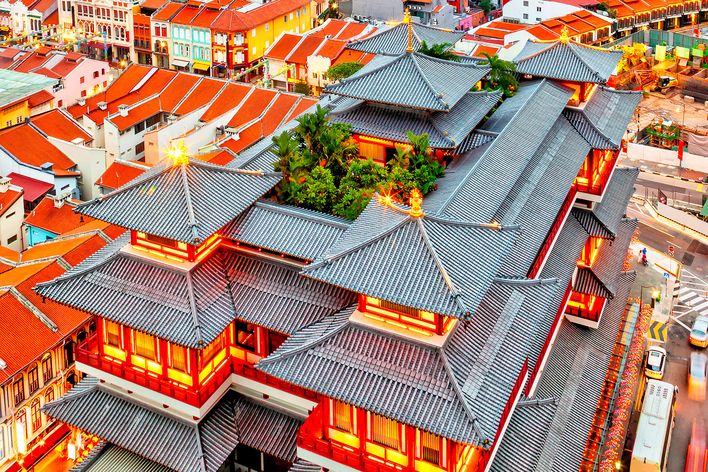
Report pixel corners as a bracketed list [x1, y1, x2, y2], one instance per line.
[191, 348, 200, 388]
[160, 340, 169, 378]
[406, 425, 416, 471]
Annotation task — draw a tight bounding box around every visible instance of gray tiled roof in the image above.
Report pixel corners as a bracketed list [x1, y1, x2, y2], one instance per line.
[573, 167, 639, 239]
[302, 198, 519, 319]
[573, 267, 613, 298]
[259, 278, 560, 445]
[540, 216, 588, 282]
[72, 445, 173, 472]
[45, 378, 302, 472]
[514, 40, 623, 84]
[495, 116, 591, 277]
[426, 80, 573, 222]
[328, 91, 501, 149]
[77, 159, 281, 244]
[325, 52, 489, 112]
[43, 378, 206, 472]
[289, 460, 323, 472]
[36, 245, 353, 345]
[564, 87, 642, 149]
[491, 271, 636, 472]
[222, 200, 350, 261]
[347, 22, 465, 56]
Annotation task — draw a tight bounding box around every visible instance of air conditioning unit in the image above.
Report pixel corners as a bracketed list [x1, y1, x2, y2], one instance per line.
[98, 101, 108, 110]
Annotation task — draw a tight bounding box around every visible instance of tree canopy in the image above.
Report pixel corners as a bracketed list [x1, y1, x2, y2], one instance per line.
[326, 62, 364, 82]
[479, 52, 518, 97]
[418, 41, 461, 62]
[272, 106, 445, 219]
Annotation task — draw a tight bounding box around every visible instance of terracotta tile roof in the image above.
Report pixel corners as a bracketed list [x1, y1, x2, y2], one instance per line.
[472, 27, 508, 40]
[334, 22, 370, 40]
[159, 71, 200, 112]
[0, 49, 21, 60]
[0, 124, 77, 176]
[49, 54, 86, 77]
[221, 122, 265, 154]
[0, 245, 20, 263]
[171, 4, 201, 24]
[553, 15, 595, 34]
[61, 219, 125, 239]
[24, 197, 94, 235]
[265, 33, 303, 61]
[174, 77, 224, 115]
[284, 96, 317, 122]
[199, 82, 252, 122]
[0, 188, 22, 214]
[472, 44, 501, 58]
[572, 9, 612, 27]
[109, 96, 161, 132]
[140, 0, 170, 10]
[287, 35, 325, 64]
[32, 66, 63, 79]
[21, 233, 95, 262]
[0, 260, 52, 287]
[260, 93, 298, 135]
[195, 149, 234, 165]
[31, 109, 92, 144]
[95, 161, 148, 190]
[0, 262, 12, 274]
[486, 20, 529, 32]
[190, 7, 221, 28]
[313, 38, 348, 61]
[152, 1, 186, 21]
[526, 24, 559, 40]
[332, 49, 375, 66]
[310, 19, 349, 38]
[211, 0, 310, 32]
[227, 88, 277, 128]
[12, 52, 49, 73]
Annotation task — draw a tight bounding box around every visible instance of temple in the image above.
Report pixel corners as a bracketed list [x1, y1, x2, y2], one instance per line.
[37, 28, 641, 472]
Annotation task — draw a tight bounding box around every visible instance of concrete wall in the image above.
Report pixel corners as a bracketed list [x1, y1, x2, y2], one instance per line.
[352, 0, 404, 21]
[0, 186, 24, 251]
[48, 137, 107, 200]
[55, 58, 110, 108]
[502, 0, 579, 23]
[627, 142, 708, 174]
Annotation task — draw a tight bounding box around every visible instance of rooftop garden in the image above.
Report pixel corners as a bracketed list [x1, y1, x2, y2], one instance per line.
[272, 106, 444, 220]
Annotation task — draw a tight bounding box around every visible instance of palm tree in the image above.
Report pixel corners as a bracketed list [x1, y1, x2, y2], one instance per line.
[418, 41, 461, 62]
[272, 131, 299, 173]
[479, 52, 518, 97]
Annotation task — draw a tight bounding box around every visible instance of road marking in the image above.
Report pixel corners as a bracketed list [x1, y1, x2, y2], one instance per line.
[679, 290, 699, 302]
[670, 317, 691, 331]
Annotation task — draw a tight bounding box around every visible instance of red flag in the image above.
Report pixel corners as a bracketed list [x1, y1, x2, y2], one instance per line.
[678, 140, 684, 161]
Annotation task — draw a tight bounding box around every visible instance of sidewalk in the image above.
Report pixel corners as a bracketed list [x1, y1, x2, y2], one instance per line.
[620, 156, 707, 183]
[629, 242, 679, 325]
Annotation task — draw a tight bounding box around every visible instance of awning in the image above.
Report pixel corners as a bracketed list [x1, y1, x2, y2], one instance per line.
[192, 62, 210, 71]
[6, 172, 53, 202]
[171, 58, 189, 68]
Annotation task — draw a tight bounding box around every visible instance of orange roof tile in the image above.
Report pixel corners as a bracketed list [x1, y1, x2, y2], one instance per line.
[24, 197, 94, 235]
[335, 22, 369, 40]
[140, 0, 170, 10]
[109, 96, 162, 132]
[0, 124, 77, 175]
[195, 149, 234, 165]
[0, 260, 51, 287]
[96, 161, 147, 190]
[31, 109, 92, 143]
[526, 24, 559, 40]
[61, 219, 121, 238]
[288, 35, 325, 64]
[62, 234, 107, 266]
[152, 1, 186, 21]
[313, 38, 348, 61]
[311, 19, 349, 37]
[228, 88, 277, 129]
[265, 33, 303, 61]
[48, 54, 86, 77]
[332, 49, 375, 66]
[0, 262, 12, 274]
[487, 20, 528, 32]
[21, 233, 94, 262]
[472, 44, 501, 58]
[159, 70, 201, 112]
[199, 82, 252, 122]
[261, 93, 298, 135]
[0, 245, 20, 263]
[42, 9, 58, 25]
[221, 122, 264, 154]
[572, 10, 613, 27]
[211, 0, 310, 32]
[171, 4, 201, 24]
[473, 27, 508, 40]
[174, 78, 225, 115]
[284, 96, 317, 122]
[190, 7, 221, 28]
[0, 188, 22, 215]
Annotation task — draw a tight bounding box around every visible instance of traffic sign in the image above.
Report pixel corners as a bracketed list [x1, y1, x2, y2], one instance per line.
[668, 245, 674, 257]
[664, 272, 670, 279]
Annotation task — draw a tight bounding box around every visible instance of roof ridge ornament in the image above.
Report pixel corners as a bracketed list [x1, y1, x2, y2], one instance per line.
[167, 139, 189, 166]
[409, 188, 424, 217]
[559, 25, 570, 44]
[405, 8, 414, 53]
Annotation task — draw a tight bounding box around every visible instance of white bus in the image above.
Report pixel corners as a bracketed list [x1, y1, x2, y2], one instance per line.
[630, 379, 678, 472]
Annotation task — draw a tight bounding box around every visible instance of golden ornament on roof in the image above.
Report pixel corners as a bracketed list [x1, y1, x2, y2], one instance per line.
[167, 140, 189, 166]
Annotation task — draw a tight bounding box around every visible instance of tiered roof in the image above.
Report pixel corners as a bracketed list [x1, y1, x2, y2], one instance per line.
[76, 159, 281, 244]
[347, 22, 464, 56]
[303, 198, 520, 319]
[564, 87, 642, 149]
[513, 37, 622, 84]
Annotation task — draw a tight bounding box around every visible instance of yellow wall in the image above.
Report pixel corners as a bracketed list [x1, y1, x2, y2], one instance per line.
[246, 3, 312, 62]
[0, 100, 30, 130]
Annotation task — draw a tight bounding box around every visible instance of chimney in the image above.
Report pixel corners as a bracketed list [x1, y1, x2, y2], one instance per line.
[52, 191, 72, 208]
[118, 104, 128, 117]
[0, 177, 10, 193]
[77, 97, 86, 106]
[98, 101, 108, 110]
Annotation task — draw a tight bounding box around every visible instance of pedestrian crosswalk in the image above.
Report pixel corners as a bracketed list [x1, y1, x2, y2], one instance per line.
[673, 270, 708, 320]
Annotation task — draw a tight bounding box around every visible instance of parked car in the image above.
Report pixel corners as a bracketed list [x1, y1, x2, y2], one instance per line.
[689, 315, 708, 348]
[685, 418, 707, 472]
[645, 346, 668, 380]
[687, 351, 707, 402]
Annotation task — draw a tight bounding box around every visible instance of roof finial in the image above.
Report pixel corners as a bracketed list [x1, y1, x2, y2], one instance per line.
[167, 139, 189, 166]
[405, 8, 414, 53]
[559, 25, 570, 44]
[409, 188, 424, 217]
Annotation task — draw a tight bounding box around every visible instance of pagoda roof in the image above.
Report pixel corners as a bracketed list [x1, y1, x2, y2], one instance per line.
[572, 167, 639, 239]
[328, 90, 501, 149]
[35, 241, 353, 346]
[302, 198, 520, 319]
[259, 277, 561, 445]
[564, 87, 642, 149]
[324, 52, 489, 112]
[43, 378, 303, 472]
[573, 218, 637, 298]
[425, 80, 574, 223]
[491, 271, 635, 472]
[222, 200, 351, 261]
[347, 22, 465, 56]
[70, 443, 171, 472]
[76, 158, 281, 245]
[514, 39, 622, 84]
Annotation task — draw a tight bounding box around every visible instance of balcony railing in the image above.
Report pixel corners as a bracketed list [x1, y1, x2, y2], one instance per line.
[527, 186, 578, 278]
[565, 299, 605, 323]
[76, 334, 318, 408]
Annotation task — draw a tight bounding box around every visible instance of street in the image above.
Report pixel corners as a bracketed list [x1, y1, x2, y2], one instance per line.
[623, 168, 707, 471]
